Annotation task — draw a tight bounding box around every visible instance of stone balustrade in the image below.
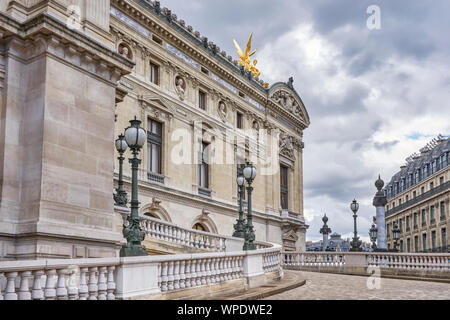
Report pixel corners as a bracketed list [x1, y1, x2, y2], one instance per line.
[0, 244, 282, 300]
[282, 251, 450, 279]
[141, 216, 234, 252]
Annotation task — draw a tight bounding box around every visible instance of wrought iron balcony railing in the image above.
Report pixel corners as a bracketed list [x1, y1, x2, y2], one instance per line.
[386, 180, 450, 217]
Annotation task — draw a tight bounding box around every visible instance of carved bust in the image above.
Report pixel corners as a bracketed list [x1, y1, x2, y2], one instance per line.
[175, 76, 186, 100]
[118, 43, 132, 60]
[218, 101, 227, 121]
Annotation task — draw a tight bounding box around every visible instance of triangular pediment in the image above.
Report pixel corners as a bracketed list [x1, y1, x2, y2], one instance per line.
[268, 81, 310, 127]
[139, 95, 174, 114]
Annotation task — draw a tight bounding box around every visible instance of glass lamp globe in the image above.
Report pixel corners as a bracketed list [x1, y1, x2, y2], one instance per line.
[369, 224, 378, 239]
[237, 176, 246, 187]
[350, 199, 359, 214]
[115, 134, 128, 153]
[243, 162, 257, 182]
[125, 117, 146, 149]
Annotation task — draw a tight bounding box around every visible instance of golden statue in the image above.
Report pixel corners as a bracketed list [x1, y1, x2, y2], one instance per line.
[233, 33, 261, 78]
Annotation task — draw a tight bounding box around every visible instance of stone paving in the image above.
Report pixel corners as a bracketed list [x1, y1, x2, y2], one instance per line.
[263, 271, 450, 300]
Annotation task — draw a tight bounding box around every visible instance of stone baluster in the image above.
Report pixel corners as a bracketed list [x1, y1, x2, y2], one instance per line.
[18, 271, 32, 300]
[67, 269, 79, 300]
[219, 258, 226, 282]
[44, 269, 57, 300]
[163, 225, 169, 242]
[78, 268, 89, 300]
[56, 269, 69, 300]
[198, 234, 205, 249]
[97, 267, 108, 300]
[31, 270, 44, 300]
[167, 261, 174, 291]
[205, 259, 211, 285]
[176, 228, 182, 244]
[199, 259, 206, 285]
[179, 260, 186, 289]
[173, 261, 180, 290]
[227, 257, 232, 280]
[209, 258, 216, 284]
[4, 272, 18, 300]
[184, 260, 192, 288]
[214, 258, 220, 282]
[195, 259, 202, 286]
[157, 263, 161, 289]
[107, 266, 116, 300]
[160, 262, 168, 292]
[0, 272, 4, 301]
[232, 258, 238, 278]
[190, 259, 197, 288]
[88, 267, 98, 300]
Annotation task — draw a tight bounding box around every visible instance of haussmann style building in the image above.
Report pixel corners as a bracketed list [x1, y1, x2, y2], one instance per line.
[384, 135, 449, 253]
[0, 0, 310, 261]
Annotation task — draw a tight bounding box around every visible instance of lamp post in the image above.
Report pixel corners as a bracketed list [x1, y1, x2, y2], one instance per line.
[233, 174, 246, 238]
[120, 117, 148, 257]
[392, 222, 401, 252]
[114, 134, 128, 207]
[350, 199, 362, 252]
[369, 223, 378, 250]
[243, 162, 257, 251]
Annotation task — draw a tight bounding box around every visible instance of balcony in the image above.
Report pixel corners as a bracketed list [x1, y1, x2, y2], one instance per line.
[198, 187, 212, 197]
[147, 172, 165, 184]
[386, 180, 450, 217]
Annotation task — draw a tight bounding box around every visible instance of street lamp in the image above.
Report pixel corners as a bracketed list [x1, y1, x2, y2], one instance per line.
[120, 117, 148, 257]
[114, 134, 128, 207]
[369, 223, 378, 250]
[350, 199, 362, 252]
[233, 174, 246, 238]
[243, 161, 257, 251]
[392, 222, 401, 252]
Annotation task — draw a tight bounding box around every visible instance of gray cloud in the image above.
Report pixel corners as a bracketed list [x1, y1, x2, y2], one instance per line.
[157, 0, 450, 242]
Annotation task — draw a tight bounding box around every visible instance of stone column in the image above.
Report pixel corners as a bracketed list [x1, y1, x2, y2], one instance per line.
[0, 2, 133, 260]
[373, 175, 388, 250]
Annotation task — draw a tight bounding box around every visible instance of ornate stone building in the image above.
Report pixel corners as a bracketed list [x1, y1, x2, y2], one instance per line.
[384, 136, 449, 253]
[0, 0, 310, 260]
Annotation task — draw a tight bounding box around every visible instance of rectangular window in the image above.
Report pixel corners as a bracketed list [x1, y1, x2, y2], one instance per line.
[407, 238, 411, 253]
[147, 119, 162, 175]
[406, 216, 410, 230]
[399, 199, 402, 205]
[414, 213, 418, 228]
[421, 186, 425, 194]
[422, 209, 427, 226]
[440, 202, 446, 220]
[400, 240, 404, 252]
[422, 233, 427, 251]
[236, 112, 243, 129]
[430, 205, 436, 223]
[399, 219, 403, 232]
[406, 195, 409, 202]
[414, 236, 419, 253]
[150, 62, 160, 85]
[199, 90, 207, 110]
[280, 165, 289, 210]
[430, 182, 434, 190]
[413, 191, 416, 198]
[440, 176, 444, 185]
[198, 142, 209, 189]
[442, 228, 447, 249]
[431, 231, 437, 250]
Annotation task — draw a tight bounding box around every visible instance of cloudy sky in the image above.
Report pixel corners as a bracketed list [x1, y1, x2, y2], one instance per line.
[159, 0, 450, 242]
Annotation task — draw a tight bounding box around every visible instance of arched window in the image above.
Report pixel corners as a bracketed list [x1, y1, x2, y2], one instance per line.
[193, 223, 209, 233]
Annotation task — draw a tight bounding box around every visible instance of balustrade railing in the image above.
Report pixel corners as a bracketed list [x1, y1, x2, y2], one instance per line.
[0, 245, 282, 300]
[140, 216, 228, 252]
[282, 252, 450, 272]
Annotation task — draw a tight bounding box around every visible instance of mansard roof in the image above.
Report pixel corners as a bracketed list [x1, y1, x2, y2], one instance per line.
[385, 136, 449, 188]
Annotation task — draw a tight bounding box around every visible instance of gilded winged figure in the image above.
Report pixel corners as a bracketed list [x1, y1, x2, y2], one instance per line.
[233, 33, 261, 78]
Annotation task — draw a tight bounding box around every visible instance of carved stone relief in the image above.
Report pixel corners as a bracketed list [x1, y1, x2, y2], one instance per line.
[174, 75, 186, 101]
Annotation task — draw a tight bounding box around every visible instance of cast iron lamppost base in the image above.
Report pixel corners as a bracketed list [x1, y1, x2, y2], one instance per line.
[243, 162, 257, 251]
[120, 117, 148, 257]
[233, 173, 246, 238]
[350, 199, 363, 252]
[114, 134, 128, 207]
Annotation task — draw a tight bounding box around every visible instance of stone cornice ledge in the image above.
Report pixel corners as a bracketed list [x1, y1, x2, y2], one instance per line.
[0, 11, 134, 82]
